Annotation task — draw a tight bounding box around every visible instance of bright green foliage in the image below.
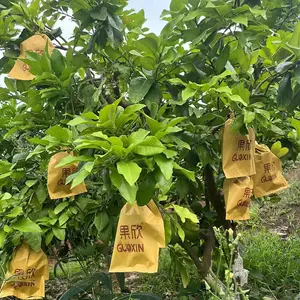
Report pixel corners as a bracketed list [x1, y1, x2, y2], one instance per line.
[0, 0, 300, 295]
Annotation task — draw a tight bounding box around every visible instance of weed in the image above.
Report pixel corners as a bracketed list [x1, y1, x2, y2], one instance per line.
[242, 230, 300, 299]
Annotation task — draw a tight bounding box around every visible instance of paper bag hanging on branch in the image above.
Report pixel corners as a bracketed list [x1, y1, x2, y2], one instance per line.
[109, 200, 165, 273]
[252, 144, 288, 198]
[8, 34, 54, 81]
[222, 119, 256, 178]
[0, 243, 49, 299]
[47, 151, 87, 200]
[224, 177, 253, 221]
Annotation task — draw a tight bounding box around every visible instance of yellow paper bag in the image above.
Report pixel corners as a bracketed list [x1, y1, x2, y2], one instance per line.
[47, 152, 87, 200]
[252, 144, 288, 198]
[222, 119, 256, 178]
[8, 34, 54, 81]
[109, 200, 165, 273]
[0, 243, 49, 299]
[224, 177, 253, 220]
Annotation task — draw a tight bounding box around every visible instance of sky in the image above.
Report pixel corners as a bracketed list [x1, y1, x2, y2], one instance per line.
[0, 0, 171, 87]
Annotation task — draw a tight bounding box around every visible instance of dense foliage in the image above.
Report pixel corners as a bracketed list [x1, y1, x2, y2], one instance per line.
[0, 0, 300, 298]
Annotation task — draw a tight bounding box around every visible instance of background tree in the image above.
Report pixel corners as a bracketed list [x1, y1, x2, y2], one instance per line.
[0, 0, 300, 298]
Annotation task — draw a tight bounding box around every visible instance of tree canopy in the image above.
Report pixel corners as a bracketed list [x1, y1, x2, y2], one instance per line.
[0, 0, 300, 297]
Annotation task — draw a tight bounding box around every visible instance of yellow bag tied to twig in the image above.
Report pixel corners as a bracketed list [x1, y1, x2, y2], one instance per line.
[8, 34, 54, 81]
[109, 200, 165, 273]
[47, 152, 87, 200]
[224, 177, 253, 220]
[252, 144, 288, 198]
[222, 119, 256, 178]
[0, 243, 49, 299]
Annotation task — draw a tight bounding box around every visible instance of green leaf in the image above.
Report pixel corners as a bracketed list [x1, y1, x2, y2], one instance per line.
[59, 213, 69, 226]
[287, 21, 300, 57]
[55, 155, 92, 168]
[277, 73, 293, 109]
[12, 218, 42, 233]
[154, 155, 173, 180]
[172, 205, 198, 223]
[0, 231, 7, 248]
[216, 44, 230, 73]
[110, 169, 137, 204]
[91, 7, 108, 21]
[232, 15, 248, 26]
[163, 216, 172, 245]
[53, 227, 66, 240]
[35, 183, 47, 204]
[133, 136, 165, 156]
[271, 141, 282, 154]
[24, 232, 41, 251]
[46, 126, 71, 143]
[26, 179, 38, 187]
[170, 0, 187, 12]
[51, 49, 65, 77]
[244, 111, 255, 124]
[289, 118, 300, 139]
[144, 84, 160, 118]
[128, 77, 154, 103]
[179, 264, 190, 288]
[45, 231, 54, 245]
[173, 163, 195, 181]
[136, 175, 156, 206]
[275, 61, 293, 74]
[182, 87, 196, 102]
[94, 212, 109, 232]
[117, 161, 142, 186]
[6, 207, 23, 218]
[176, 223, 185, 242]
[54, 202, 69, 214]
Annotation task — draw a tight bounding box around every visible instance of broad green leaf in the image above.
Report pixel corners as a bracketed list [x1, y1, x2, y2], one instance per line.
[26, 179, 38, 187]
[53, 227, 66, 240]
[128, 129, 150, 144]
[275, 61, 293, 74]
[136, 175, 156, 206]
[182, 87, 196, 102]
[51, 49, 65, 76]
[110, 169, 137, 204]
[145, 115, 163, 134]
[54, 202, 69, 214]
[117, 161, 142, 186]
[232, 15, 248, 26]
[172, 205, 198, 223]
[0, 231, 7, 248]
[170, 0, 187, 12]
[216, 44, 230, 73]
[289, 118, 300, 139]
[45, 231, 54, 245]
[24, 232, 41, 251]
[68, 116, 95, 126]
[163, 215, 172, 245]
[179, 264, 190, 288]
[244, 111, 255, 124]
[277, 73, 293, 109]
[287, 21, 300, 56]
[12, 218, 42, 233]
[154, 155, 173, 180]
[94, 212, 109, 232]
[55, 155, 92, 168]
[173, 163, 195, 181]
[6, 207, 23, 218]
[128, 77, 154, 103]
[176, 223, 185, 242]
[59, 213, 69, 226]
[91, 7, 108, 21]
[271, 141, 282, 154]
[35, 183, 47, 204]
[133, 136, 165, 156]
[46, 126, 71, 143]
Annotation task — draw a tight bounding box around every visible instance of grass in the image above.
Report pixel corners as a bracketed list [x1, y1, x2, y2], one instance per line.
[242, 230, 300, 299]
[240, 162, 300, 300]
